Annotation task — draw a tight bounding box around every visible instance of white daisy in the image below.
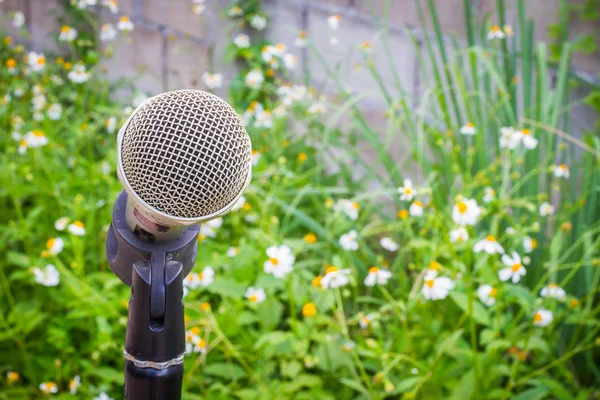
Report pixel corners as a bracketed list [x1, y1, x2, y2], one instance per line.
[460, 122, 476, 135]
[199, 217, 222, 239]
[202, 72, 223, 89]
[520, 129, 538, 149]
[24, 131, 48, 147]
[102, 0, 118, 13]
[233, 33, 250, 48]
[68, 64, 90, 83]
[117, 16, 134, 32]
[321, 266, 351, 289]
[252, 150, 261, 166]
[254, 109, 272, 129]
[250, 15, 267, 30]
[499, 251, 526, 283]
[47, 104, 62, 120]
[13, 11, 25, 27]
[55, 217, 69, 231]
[245, 69, 264, 89]
[33, 264, 60, 286]
[106, 116, 117, 133]
[358, 313, 374, 329]
[452, 198, 480, 226]
[27, 51, 46, 72]
[540, 283, 566, 300]
[100, 24, 117, 41]
[333, 199, 359, 220]
[283, 53, 297, 70]
[263, 245, 295, 279]
[231, 195, 246, 211]
[473, 235, 504, 254]
[39, 382, 58, 393]
[380, 237, 398, 252]
[482, 187, 496, 203]
[409, 200, 424, 217]
[398, 178, 417, 201]
[46, 238, 64, 255]
[554, 164, 569, 179]
[226, 247, 239, 257]
[449, 227, 469, 243]
[68, 221, 86, 236]
[533, 308, 553, 327]
[339, 230, 359, 251]
[93, 393, 114, 400]
[364, 267, 392, 287]
[499, 126, 521, 149]
[487, 25, 506, 40]
[539, 202, 555, 217]
[327, 14, 341, 30]
[477, 284, 497, 306]
[523, 237, 537, 253]
[68, 375, 81, 395]
[245, 287, 266, 304]
[294, 31, 308, 47]
[59, 25, 77, 42]
[421, 272, 454, 300]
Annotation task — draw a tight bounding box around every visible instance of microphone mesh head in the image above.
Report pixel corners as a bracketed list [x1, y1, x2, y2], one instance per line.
[120, 90, 251, 219]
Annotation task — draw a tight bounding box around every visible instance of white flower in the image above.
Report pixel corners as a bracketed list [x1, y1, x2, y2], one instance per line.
[18, 140, 28, 155]
[13, 11, 25, 27]
[449, 227, 469, 243]
[333, 199, 359, 220]
[364, 267, 392, 287]
[233, 33, 250, 48]
[245, 69, 264, 89]
[283, 53, 297, 70]
[198, 266, 214, 287]
[27, 51, 46, 72]
[226, 247, 239, 257]
[231, 195, 246, 212]
[540, 283, 566, 300]
[398, 178, 417, 201]
[359, 313, 374, 329]
[185, 327, 207, 354]
[523, 236, 537, 253]
[32, 94, 46, 110]
[342, 340, 355, 352]
[14, 87, 24, 96]
[68, 64, 91, 83]
[252, 150, 261, 166]
[477, 284, 497, 306]
[482, 187, 496, 203]
[202, 72, 223, 89]
[409, 200, 424, 217]
[339, 230, 359, 251]
[33, 264, 60, 286]
[499, 126, 521, 149]
[55, 217, 69, 231]
[273, 104, 287, 118]
[192, 0, 205, 15]
[245, 287, 266, 304]
[47, 104, 62, 120]
[487, 25, 506, 40]
[307, 102, 327, 114]
[59, 25, 77, 42]
[93, 392, 114, 400]
[539, 202, 555, 217]
[227, 5, 243, 17]
[33, 111, 44, 121]
[474, 235, 504, 254]
[39, 382, 58, 393]
[100, 24, 117, 41]
[533, 308, 553, 327]
[117, 16, 134, 32]
[250, 15, 267, 30]
[103, 0, 118, 13]
[199, 217, 222, 238]
[327, 14, 341, 30]
[46, 238, 64, 255]
[422, 272, 454, 300]
[263, 245, 295, 279]
[24, 131, 48, 148]
[294, 31, 307, 47]
[68, 221, 86, 236]
[452, 198, 480, 226]
[321, 266, 351, 289]
[460, 122, 476, 135]
[499, 251, 526, 283]
[553, 164, 569, 179]
[380, 237, 398, 252]
[329, 36, 338, 46]
[520, 129, 538, 149]
[106, 116, 117, 133]
[254, 109, 272, 129]
[68, 375, 81, 395]
[77, 0, 97, 8]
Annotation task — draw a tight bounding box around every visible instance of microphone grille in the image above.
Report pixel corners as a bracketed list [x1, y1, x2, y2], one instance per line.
[120, 90, 252, 219]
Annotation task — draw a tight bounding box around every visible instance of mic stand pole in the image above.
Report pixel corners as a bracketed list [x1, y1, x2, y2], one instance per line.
[106, 190, 199, 400]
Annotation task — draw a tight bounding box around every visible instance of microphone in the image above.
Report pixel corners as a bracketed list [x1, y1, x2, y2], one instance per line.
[116, 89, 252, 242]
[106, 89, 251, 400]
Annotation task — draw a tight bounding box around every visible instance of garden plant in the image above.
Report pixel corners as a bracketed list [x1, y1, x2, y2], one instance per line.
[0, 0, 599, 399]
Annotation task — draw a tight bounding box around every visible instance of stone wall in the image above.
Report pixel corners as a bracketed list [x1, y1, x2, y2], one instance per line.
[1, 0, 598, 132]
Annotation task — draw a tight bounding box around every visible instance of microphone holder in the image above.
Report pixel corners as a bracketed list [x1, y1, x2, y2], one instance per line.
[106, 190, 199, 400]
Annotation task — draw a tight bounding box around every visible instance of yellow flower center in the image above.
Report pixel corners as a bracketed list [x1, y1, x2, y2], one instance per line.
[19, 140, 27, 147]
[325, 265, 339, 274]
[560, 164, 567, 171]
[7, 372, 19, 382]
[404, 188, 412, 195]
[457, 201, 468, 214]
[413, 200, 423, 207]
[486, 235, 496, 242]
[269, 257, 279, 266]
[428, 261, 441, 271]
[398, 209, 409, 219]
[491, 25, 500, 32]
[304, 233, 317, 244]
[522, 129, 530, 135]
[249, 295, 257, 303]
[190, 326, 200, 335]
[200, 302, 211, 311]
[298, 153, 307, 162]
[425, 279, 435, 288]
[362, 316, 370, 325]
[299, 31, 306, 38]
[511, 263, 522, 272]
[73, 221, 84, 228]
[368, 267, 379, 274]
[69, 379, 77, 389]
[302, 303, 316, 317]
[6, 58, 16, 68]
[37, 57, 45, 65]
[489, 287, 497, 297]
[466, 122, 474, 128]
[120, 16, 130, 22]
[33, 130, 45, 137]
[352, 202, 359, 210]
[534, 312, 542, 322]
[530, 238, 538, 248]
[198, 338, 206, 348]
[46, 238, 56, 249]
[61, 25, 70, 33]
[548, 283, 558, 288]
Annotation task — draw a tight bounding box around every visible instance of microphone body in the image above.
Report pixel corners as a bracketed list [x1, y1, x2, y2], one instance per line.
[106, 90, 252, 400]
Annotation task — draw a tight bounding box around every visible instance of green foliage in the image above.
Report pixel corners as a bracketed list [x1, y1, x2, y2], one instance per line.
[0, 0, 599, 399]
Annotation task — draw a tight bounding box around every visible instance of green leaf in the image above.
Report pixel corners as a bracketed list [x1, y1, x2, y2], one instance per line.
[450, 292, 491, 326]
[448, 369, 474, 400]
[512, 386, 549, 400]
[254, 331, 288, 349]
[531, 379, 572, 400]
[7, 251, 30, 267]
[256, 295, 283, 331]
[480, 329, 498, 345]
[395, 377, 420, 393]
[92, 367, 123, 384]
[203, 363, 247, 380]
[280, 360, 302, 378]
[339, 378, 368, 396]
[437, 329, 464, 356]
[207, 278, 246, 298]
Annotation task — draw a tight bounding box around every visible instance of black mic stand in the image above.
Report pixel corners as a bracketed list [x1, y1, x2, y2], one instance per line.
[106, 190, 199, 400]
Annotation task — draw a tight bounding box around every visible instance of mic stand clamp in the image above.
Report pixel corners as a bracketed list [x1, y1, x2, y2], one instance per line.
[106, 190, 199, 400]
